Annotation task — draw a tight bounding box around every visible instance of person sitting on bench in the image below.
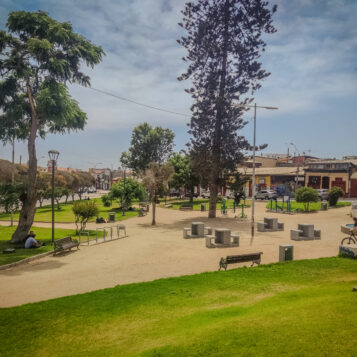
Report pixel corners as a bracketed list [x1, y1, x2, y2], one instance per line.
[25, 231, 40, 249]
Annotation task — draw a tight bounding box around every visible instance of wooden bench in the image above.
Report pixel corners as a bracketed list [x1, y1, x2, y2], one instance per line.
[179, 205, 193, 211]
[54, 236, 79, 256]
[219, 252, 263, 270]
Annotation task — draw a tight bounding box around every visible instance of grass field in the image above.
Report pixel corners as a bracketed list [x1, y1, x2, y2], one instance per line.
[0, 257, 356, 356]
[0, 198, 139, 223]
[266, 200, 351, 212]
[0, 226, 101, 266]
[160, 198, 250, 211]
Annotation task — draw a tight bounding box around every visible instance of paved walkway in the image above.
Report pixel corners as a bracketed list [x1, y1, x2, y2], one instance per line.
[0, 202, 351, 307]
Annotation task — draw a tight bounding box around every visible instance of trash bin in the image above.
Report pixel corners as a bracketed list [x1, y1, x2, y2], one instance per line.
[279, 245, 293, 262]
[352, 203, 357, 218]
[201, 203, 206, 212]
[321, 201, 328, 211]
[108, 212, 116, 222]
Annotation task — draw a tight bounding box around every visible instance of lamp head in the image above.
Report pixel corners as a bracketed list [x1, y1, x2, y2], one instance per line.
[48, 150, 60, 161]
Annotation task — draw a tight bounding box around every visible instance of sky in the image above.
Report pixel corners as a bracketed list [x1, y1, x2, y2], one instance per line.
[0, 0, 356, 170]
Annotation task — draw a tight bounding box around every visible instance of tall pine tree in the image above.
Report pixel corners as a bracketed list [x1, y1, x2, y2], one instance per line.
[178, 0, 277, 218]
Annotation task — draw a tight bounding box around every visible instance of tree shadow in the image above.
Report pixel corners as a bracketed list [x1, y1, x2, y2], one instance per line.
[136, 214, 251, 233]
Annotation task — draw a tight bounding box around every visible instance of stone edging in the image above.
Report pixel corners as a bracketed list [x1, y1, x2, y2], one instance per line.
[0, 250, 53, 271]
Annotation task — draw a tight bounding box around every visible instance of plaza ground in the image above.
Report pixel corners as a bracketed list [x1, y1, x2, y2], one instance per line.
[0, 201, 353, 307]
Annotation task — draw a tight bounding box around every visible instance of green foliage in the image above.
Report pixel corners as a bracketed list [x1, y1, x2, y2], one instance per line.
[328, 186, 344, 206]
[169, 153, 199, 191]
[0, 10, 104, 144]
[295, 186, 319, 211]
[0, 258, 356, 356]
[72, 200, 98, 232]
[0, 183, 23, 213]
[108, 178, 147, 210]
[101, 194, 112, 207]
[227, 172, 248, 203]
[266, 200, 350, 212]
[121, 123, 175, 173]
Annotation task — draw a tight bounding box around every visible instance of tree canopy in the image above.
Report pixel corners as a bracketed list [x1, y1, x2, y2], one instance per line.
[121, 123, 175, 174]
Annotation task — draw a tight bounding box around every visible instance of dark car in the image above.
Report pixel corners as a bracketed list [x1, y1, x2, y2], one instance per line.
[185, 192, 199, 198]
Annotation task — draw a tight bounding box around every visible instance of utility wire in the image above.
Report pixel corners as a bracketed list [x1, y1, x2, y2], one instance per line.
[89, 87, 191, 118]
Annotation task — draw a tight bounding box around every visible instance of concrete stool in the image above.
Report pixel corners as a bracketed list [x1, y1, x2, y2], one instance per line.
[183, 228, 191, 239]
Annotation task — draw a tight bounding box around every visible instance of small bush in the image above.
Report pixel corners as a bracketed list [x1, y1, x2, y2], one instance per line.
[328, 186, 344, 206]
[295, 186, 318, 212]
[72, 200, 98, 233]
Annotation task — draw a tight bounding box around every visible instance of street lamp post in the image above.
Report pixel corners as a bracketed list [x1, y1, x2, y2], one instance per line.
[48, 150, 60, 244]
[233, 103, 278, 244]
[122, 166, 126, 216]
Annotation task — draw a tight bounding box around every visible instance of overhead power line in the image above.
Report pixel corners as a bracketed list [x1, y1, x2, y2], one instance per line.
[89, 87, 191, 118]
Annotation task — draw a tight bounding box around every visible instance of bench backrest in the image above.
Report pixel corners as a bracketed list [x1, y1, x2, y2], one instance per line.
[226, 253, 262, 264]
[54, 236, 72, 247]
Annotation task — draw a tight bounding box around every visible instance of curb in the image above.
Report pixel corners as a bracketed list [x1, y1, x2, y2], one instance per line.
[0, 250, 54, 271]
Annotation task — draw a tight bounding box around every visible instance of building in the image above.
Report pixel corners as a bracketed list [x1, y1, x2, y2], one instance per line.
[238, 166, 305, 197]
[89, 168, 112, 190]
[304, 159, 357, 196]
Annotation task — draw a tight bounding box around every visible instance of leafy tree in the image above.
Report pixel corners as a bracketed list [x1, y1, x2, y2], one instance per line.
[0, 11, 104, 242]
[226, 172, 248, 204]
[106, 178, 147, 212]
[72, 200, 98, 233]
[295, 187, 318, 212]
[0, 183, 23, 214]
[178, 0, 277, 218]
[142, 162, 174, 225]
[121, 123, 175, 174]
[168, 152, 199, 203]
[328, 186, 344, 206]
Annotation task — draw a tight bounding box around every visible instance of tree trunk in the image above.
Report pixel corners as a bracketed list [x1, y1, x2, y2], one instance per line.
[152, 192, 156, 225]
[209, 183, 218, 218]
[11, 84, 38, 243]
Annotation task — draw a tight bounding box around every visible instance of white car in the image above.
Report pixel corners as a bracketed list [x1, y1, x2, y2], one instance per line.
[317, 189, 329, 200]
[255, 190, 277, 200]
[201, 191, 210, 198]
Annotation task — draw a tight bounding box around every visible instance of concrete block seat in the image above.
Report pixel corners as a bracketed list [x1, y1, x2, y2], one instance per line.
[290, 224, 321, 241]
[257, 217, 284, 232]
[206, 229, 240, 248]
[184, 222, 212, 239]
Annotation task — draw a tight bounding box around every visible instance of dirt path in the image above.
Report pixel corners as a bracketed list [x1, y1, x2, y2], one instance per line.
[0, 202, 351, 307]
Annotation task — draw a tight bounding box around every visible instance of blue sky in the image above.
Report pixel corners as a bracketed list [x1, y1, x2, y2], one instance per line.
[0, 0, 356, 169]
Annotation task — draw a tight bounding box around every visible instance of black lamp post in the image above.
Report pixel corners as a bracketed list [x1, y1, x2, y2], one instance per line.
[48, 150, 59, 244]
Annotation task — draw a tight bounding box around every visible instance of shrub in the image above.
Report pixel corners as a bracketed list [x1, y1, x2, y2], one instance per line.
[72, 200, 98, 233]
[328, 186, 344, 206]
[101, 194, 112, 207]
[295, 186, 318, 212]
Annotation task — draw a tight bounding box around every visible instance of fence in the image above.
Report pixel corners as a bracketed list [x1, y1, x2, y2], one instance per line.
[78, 224, 127, 245]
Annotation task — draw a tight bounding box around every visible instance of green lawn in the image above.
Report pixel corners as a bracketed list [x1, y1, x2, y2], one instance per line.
[0, 226, 101, 266]
[161, 198, 250, 211]
[0, 198, 139, 223]
[0, 257, 356, 356]
[266, 200, 351, 212]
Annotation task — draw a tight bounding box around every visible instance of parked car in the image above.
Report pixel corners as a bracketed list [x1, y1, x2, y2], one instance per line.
[226, 192, 235, 200]
[169, 191, 181, 197]
[184, 192, 199, 198]
[317, 189, 329, 201]
[201, 191, 210, 198]
[255, 189, 277, 200]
